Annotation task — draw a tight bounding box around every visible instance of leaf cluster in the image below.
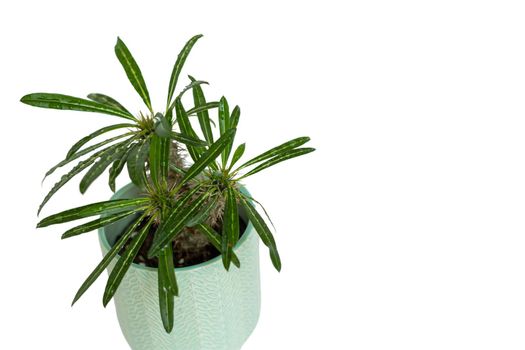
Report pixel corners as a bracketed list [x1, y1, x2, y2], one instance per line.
[22, 35, 314, 333]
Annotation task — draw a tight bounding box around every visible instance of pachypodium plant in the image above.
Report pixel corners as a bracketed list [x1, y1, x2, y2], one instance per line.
[22, 35, 314, 332]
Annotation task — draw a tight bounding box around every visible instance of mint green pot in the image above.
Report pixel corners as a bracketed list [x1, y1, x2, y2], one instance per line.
[98, 183, 261, 350]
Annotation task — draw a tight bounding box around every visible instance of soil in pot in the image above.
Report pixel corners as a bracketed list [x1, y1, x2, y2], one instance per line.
[118, 217, 247, 268]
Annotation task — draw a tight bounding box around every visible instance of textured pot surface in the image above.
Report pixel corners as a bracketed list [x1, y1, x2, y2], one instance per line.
[98, 183, 261, 350]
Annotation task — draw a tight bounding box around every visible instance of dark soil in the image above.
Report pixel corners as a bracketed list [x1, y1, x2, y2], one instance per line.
[118, 218, 247, 268]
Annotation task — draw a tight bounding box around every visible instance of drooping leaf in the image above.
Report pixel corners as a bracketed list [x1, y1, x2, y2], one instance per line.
[39, 141, 130, 214]
[37, 198, 149, 227]
[166, 34, 203, 108]
[103, 216, 154, 306]
[148, 190, 211, 258]
[87, 93, 132, 116]
[127, 138, 150, 187]
[159, 246, 178, 296]
[237, 136, 311, 170]
[228, 143, 245, 171]
[71, 213, 147, 305]
[20, 93, 136, 121]
[115, 37, 152, 112]
[66, 124, 135, 160]
[61, 210, 136, 239]
[109, 144, 135, 192]
[189, 75, 213, 145]
[239, 196, 281, 271]
[177, 128, 236, 189]
[79, 140, 134, 194]
[222, 186, 239, 270]
[240, 147, 315, 179]
[195, 224, 240, 268]
[158, 255, 175, 333]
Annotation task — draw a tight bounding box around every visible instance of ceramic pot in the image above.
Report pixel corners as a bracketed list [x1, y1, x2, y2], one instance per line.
[98, 183, 261, 350]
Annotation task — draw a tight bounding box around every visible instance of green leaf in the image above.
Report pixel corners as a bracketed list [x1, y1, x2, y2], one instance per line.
[149, 134, 170, 188]
[228, 143, 245, 171]
[43, 133, 133, 183]
[20, 93, 136, 121]
[37, 198, 149, 227]
[186, 194, 218, 227]
[239, 196, 281, 271]
[222, 187, 239, 270]
[72, 213, 147, 305]
[61, 210, 136, 239]
[109, 145, 135, 192]
[154, 113, 172, 138]
[127, 138, 150, 188]
[87, 93, 132, 116]
[170, 132, 207, 147]
[148, 190, 211, 258]
[237, 136, 311, 170]
[66, 124, 135, 160]
[173, 80, 209, 105]
[195, 224, 240, 268]
[159, 246, 178, 295]
[175, 98, 205, 162]
[186, 101, 220, 116]
[166, 34, 203, 108]
[103, 216, 154, 306]
[178, 128, 236, 189]
[223, 105, 240, 167]
[115, 37, 152, 112]
[39, 141, 130, 214]
[189, 75, 214, 145]
[158, 256, 175, 333]
[79, 140, 134, 194]
[218, 97, 230, 167]
[240, 147, 315, 179]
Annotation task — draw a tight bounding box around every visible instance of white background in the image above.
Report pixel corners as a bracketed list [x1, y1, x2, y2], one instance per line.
[1, 1, 525, 349]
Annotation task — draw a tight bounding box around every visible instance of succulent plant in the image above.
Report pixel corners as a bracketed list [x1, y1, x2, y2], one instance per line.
[22, 35, 315, 332]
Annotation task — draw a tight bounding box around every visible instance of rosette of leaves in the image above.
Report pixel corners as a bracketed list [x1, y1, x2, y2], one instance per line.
[26, 35, 315, 333]
[21, 35, 214, 214]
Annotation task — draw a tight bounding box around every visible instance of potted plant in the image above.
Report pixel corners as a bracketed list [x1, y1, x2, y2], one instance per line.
[21, 35, 315, 350]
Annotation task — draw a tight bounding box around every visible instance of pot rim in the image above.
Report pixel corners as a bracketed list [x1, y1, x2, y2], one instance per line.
[98, 182, 255, 273]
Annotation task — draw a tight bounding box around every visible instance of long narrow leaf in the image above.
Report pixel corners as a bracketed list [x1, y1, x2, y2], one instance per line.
[178, 128, 236, 189]
[219, 97, 230, 167]
[159, 246, 178, 295]
[103, 216, 154, 306]
[240, 147, 315, 179]
[149, 134, 170, 188]
[79, 140, 134, 194]
[61, 210, 137, 239]
[175, 98, 205, 162]
[158, 255, 175, 333]
[223, 105, 240, 166]
[115, 37, 152, 112]
[170, 132, 207, 147]
[189, 75, 213, 144]
[37, 198, 149, 227]
[166, 34, 203, 108]
[228, 143, 245, 171]
[148, 190, 211, 258]
[20, 93, 136, 121]
[44, 132, 133, 181]
[87, 93, 132, 116]
[71, 213, 147, 305]
[127, 138, 150, 187]
[195, 224, 240, 268]
[109, 145, 135, 192]
[66, 124, 135, 159]
[186, 102, 220, 116]
[39, 141, 130, 214]
[222, 187, 239, 270]
[239, 196, 281, 271]
[237, 137, 311, 170]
